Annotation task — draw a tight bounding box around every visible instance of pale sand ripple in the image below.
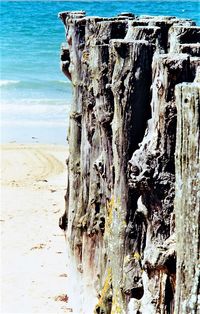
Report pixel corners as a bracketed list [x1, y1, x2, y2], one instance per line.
[0, 144, 74, 314]
[0, 144, 68, 188]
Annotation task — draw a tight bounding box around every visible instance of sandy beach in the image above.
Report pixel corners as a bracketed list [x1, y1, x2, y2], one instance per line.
[0, 144, 73, 313]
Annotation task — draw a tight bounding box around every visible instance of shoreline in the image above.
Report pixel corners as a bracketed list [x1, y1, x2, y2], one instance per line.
[0, 142, 68, 150]
[0, 143, 74, 313]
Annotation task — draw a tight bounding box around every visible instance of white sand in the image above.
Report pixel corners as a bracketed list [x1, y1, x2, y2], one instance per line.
[0, 144, 74, 313]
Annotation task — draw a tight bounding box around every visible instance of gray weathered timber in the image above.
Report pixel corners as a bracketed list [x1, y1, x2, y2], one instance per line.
[174, 80, 200, 314]
[169, 26, 200, 53]
[59, 11, 200, 314]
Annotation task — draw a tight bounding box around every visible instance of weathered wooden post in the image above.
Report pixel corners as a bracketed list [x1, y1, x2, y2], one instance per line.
[59, 11, 200, 313]
[174, 78, 200, 314]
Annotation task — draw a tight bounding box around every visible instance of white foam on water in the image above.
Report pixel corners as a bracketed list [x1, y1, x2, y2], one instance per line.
[0, 80, 20, 87]
[1, 103, 68, 115]
[1, 120, 67, 127]
[58, 80, 69, 84]
[0, 98, 71, 144]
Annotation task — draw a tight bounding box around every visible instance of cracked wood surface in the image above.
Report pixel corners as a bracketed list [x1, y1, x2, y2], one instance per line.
[59, 11, 200, 314]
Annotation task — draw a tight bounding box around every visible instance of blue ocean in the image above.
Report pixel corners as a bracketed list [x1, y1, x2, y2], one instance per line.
[0, 1, 199, 144]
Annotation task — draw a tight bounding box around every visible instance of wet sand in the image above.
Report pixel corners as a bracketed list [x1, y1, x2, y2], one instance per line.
[0, 144, 73, 313]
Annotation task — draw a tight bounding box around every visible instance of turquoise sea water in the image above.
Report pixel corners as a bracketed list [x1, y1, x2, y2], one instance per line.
[0, 1, 199, 144]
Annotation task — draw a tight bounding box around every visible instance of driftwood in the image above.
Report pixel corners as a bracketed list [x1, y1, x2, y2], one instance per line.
[59, 11, 200, 314]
